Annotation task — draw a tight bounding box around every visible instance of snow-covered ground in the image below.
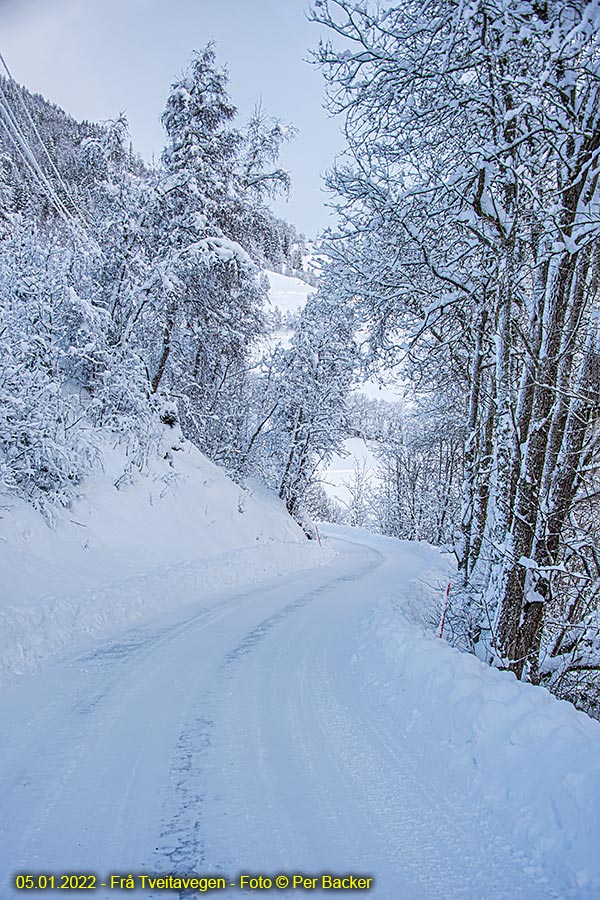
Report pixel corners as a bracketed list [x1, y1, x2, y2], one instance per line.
[1, 524, 599, 899]
[266, 269, 313, 316]
[2, 269, 599, 898]
[0, 429, 332, 687]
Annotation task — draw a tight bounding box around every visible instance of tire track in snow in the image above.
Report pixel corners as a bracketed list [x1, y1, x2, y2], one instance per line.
[152, 545, 382, 882]
[222, 543, 383, 667]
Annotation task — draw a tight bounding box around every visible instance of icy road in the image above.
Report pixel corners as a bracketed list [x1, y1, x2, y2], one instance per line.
[1, 531, 597, 899]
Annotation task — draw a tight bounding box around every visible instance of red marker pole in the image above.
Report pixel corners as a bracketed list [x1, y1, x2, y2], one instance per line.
[439, 582, 451, 639]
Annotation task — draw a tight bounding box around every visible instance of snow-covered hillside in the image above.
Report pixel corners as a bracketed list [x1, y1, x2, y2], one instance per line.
[266, 270, 313, 316]
[0, 426, 332, 687]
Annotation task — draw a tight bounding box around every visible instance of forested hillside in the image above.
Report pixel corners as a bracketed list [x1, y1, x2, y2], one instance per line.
[0, 46, 353, 532]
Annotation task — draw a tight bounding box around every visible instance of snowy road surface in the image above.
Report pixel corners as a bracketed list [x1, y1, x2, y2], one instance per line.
[0, 531, 595, 899]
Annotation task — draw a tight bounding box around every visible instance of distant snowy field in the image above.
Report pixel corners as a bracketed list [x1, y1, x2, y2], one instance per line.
[322, 435, 380, 507]
[0, 428, 333, 687]
[266, 270, 313, 316]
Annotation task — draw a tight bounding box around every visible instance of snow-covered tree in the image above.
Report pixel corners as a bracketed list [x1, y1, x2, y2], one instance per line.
[0, 46, 305, 518]
[241, 280, 356, 524]
[312, 0, 600, 698]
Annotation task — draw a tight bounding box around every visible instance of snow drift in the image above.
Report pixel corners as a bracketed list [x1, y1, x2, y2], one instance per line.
[0, 430, 333, 687]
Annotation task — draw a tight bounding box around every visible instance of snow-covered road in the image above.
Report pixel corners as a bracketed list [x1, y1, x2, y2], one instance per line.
[0, 532, 595, 899]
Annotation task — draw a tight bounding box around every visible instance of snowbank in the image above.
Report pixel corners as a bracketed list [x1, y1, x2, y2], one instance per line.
[361, 555, 600, 897]
[0, 434, 333, 687]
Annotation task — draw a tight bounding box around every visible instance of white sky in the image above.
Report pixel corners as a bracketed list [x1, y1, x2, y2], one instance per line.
[1, 0, 345, 237]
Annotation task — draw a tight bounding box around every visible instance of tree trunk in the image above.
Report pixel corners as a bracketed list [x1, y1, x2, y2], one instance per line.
[151, 308, 175, 395]
[459, 307, 487, 582]
[497, 252, 580, 674]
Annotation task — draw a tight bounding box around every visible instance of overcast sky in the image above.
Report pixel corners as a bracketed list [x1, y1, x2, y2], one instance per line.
[1, 0, 345, 237]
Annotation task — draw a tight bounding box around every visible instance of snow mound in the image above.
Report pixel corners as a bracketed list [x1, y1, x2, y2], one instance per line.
[0, 433, 333, 687]
[362, 564, 600, 898]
